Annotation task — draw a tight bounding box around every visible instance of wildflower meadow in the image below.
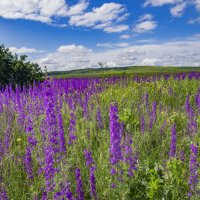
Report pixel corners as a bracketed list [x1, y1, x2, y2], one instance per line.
[0, 73, 200, 199]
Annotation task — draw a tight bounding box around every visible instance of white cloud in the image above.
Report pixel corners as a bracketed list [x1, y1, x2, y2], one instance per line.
[134, 21, 157, 33]
[97, 42, 129, 48]
[144, 0, 200, 17]
[0, 1, 129, 33]
[170, 2, 187, 17]
[67, 0, 89, 16]
[133, 14, 157, 33]
[119, 34, 138, 39]
[57, 44, 92, 53]
[69, 3, 129, 33]
[0, 0, 68, 23]
[194, 0, 200, 10]
[120, 34, 131, 39]
[35, 37, 200, 71]
[144, 0, 181, 7]
[188, 17, 200, 24]
[142, 58, 160, 65]
[103, 25, 129, 33]
[9, 47, 43, 54]
[138, 14, 153, 21]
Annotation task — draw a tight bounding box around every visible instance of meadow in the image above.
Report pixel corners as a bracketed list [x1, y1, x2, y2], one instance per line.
[1, 71, 200, 199]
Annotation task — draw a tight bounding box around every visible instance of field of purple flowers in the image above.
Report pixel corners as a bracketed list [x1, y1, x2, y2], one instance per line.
[0, 73, 200, 199]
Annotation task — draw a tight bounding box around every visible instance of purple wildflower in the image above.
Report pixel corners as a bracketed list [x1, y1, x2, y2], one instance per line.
[96, 107, 103, 129]
[0, 188, 8, 200]
[180, 150, 185, 163]
[43, 146, 56, 192]
[185, 96, 195, 119]
[140, 115, 145, 134]
[65, 181, 73, 200]
[24, 147, 34, 180]
[75, 168, 84, 200]
[122, 134, 138, 177]
[89, 167, 97, 200]
[109, 104, 122, 175]
[160, 121, 167, 134]
[42, 191, 47, 200]
[145, 93, 150, 115]
[57, 111, 66, 154]
[68, 112, 77, 145]
[149, 101, 157, 130]
[188, 144, 199, 197]
[169, 124, 177, 158]
[84, 149, 94, 167]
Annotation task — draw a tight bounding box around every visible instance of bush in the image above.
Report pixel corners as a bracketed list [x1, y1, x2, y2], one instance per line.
[0, 44, 44, 89]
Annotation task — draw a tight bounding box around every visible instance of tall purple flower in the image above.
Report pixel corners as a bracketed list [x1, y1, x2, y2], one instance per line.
[109, 104, 122, 175]
[65, 181, 73, 200]
[160, 121, 167, 134]
[169, 124, 177, 158]
[57, 111, 66, 154]
[185, 96, 198, 135]
[24, 147, 34, 180]
[0, 187, 8, 200]
[68, 112, 77, 145]
[84, 149, 97, 199]
[185, 96, 195, 119]
[89, 167, 97, 200]
[149, 101, 157, 130]
[140, 116, 145, 134]
[84, 149, 94, 167]
[96, 107, 103, 129]
[145, 93, 150, 115]
[25, 116, 37, 147]
[188, 144, 199, 197]
[75, 168, 84, 200]
[44, 146, 56, 192]
[43, 83, 58, 191]
[122, 134, 138, 177]
[42, 191, 47, 200]
[179, 150, 185, 163]
[195, 88, 200, 111]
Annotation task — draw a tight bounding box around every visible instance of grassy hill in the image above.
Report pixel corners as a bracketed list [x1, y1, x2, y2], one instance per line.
[48, 66, 200, 78]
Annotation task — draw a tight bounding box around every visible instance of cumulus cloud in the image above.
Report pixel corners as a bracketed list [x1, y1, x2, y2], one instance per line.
[35, 37, 200, 71]
[0, 0, 68, 23]
[133, 14, 157, 33]
[144, 0, 200, 17]
[103, 25, 129, 33]
[67, 0, 89, 16]
[144, 0, 181, 7]
[9, 47, 43, 54]
[69, 3, 129, 33]
[57, 44, 92, 53]
[170, 2, 187, 17]
[0, 1, 128, 33]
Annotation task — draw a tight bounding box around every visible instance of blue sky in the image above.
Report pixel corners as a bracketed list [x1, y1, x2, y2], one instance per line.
[0, 0, 200, 71]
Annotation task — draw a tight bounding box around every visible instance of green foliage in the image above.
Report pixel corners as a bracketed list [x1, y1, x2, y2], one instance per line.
[0, 44, 44, 88]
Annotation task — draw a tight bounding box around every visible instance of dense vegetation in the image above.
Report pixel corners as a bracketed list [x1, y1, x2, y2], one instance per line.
[0, 45, 44, 89]
[0, 73, 200, 199]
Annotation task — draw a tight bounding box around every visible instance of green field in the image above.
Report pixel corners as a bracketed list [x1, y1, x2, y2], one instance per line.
[48, 66, 200, 78]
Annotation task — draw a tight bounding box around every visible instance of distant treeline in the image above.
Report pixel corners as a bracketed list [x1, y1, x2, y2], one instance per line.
[0, 44, 44, 89]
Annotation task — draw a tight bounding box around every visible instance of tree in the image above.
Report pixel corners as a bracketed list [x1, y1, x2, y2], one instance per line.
[0, 44, 44, 89]
[98, 61, 107, 69]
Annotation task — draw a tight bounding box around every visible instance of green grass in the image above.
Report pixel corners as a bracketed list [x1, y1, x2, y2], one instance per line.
[48, 66, 200, 78]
